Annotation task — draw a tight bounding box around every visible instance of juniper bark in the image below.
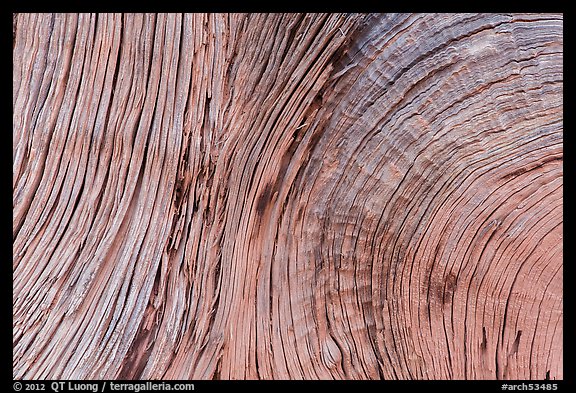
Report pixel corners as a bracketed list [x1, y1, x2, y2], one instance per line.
[13, 13, 563, 380]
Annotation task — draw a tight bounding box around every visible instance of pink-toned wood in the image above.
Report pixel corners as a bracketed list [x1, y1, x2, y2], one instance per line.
[13, 13, 562, 380]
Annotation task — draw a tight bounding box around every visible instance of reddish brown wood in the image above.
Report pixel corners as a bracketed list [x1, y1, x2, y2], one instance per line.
[13, 13, 563, 380]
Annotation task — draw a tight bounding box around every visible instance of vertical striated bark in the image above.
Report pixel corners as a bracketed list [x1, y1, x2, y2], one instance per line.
[13, 13, 562, 380]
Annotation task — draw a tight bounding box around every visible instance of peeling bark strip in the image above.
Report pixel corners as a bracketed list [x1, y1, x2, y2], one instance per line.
[13, 13, 562, 380]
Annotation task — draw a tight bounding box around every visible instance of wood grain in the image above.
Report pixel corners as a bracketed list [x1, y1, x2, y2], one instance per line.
[13, 13, 563, 380]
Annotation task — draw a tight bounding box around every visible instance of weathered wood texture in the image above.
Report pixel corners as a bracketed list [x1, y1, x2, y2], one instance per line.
[13, 13, 563, 380]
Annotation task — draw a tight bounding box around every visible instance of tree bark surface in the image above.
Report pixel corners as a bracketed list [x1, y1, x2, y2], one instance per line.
[13, 13, 563, 380]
